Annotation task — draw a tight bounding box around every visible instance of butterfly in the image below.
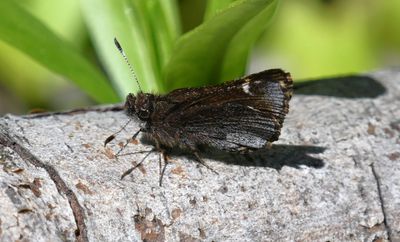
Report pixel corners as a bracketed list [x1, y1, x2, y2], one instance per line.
[105, 39, 293, 185]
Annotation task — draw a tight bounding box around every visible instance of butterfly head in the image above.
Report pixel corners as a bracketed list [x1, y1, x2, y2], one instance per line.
[125, 93, 154, 121]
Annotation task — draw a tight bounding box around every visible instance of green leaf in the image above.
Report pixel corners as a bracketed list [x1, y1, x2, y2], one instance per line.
[164, 0, 278, 91]
[0, 0, 119, 103]
[219, 0, 279, 81]
[81, 0, 180, 95]
[204, 0, 238, 20]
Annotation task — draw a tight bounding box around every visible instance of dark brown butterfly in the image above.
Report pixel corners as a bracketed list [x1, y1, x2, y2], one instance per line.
[105, 39, 293, 185]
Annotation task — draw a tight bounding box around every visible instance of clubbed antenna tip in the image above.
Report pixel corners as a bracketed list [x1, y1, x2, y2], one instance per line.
[113, 37, 142, 93]
[114, 38, 123, 53]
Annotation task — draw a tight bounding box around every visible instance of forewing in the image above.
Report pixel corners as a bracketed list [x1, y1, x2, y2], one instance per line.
[161, 69, 293, 151]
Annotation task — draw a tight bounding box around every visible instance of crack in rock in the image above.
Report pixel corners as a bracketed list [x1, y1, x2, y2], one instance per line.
[0, 127, 88, 242]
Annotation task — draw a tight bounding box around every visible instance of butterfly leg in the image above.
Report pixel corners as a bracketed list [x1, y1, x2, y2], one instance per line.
[115, 129, 141, 157]
[159, 150, 170, 186]
[152, 140, 171, 186]
[116, 149, 155, 157]
[104, 118, 133, 146]
[120, 149, 154, 180]
[193, 151, 219, 175]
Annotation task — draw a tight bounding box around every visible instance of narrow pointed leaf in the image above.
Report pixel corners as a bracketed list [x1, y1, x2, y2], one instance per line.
[0, 0, 119, 103]
[81, 0, 180, 95]
[164, 0, 278, 91]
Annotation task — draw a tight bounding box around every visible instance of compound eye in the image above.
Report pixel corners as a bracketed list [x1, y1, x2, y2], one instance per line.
[138, 108, 150, 119]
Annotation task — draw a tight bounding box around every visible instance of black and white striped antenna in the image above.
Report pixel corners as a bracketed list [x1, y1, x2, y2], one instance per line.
[114, 38, 142, 93]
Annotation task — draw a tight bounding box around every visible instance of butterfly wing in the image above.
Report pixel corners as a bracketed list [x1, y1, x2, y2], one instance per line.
[153, 69, 293, 152]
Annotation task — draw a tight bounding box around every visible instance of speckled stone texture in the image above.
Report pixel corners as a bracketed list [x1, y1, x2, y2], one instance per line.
[1, 69, 399, 242]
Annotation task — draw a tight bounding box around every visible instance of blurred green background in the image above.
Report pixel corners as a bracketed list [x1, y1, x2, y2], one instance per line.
[0, 0, 399, 114]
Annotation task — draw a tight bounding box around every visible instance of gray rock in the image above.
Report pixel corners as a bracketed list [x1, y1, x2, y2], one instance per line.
[1, 69, 399, 242]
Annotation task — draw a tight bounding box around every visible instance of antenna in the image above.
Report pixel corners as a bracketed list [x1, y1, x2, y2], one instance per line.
[114, 38, 142, 93]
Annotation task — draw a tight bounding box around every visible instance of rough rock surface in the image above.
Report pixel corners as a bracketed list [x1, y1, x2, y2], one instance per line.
[0, 69, 399, 241]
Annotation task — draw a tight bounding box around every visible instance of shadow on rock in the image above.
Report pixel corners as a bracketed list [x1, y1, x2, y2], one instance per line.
[162, 144, 326, 170]
[140, 135, 326, 170]
[199, 145, 326, 170]
[294, 75, 386, 98]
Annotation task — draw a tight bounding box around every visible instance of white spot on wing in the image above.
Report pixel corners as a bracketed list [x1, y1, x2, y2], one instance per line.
[247, 106, 259, 112]
[242, 83, 252, 95]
